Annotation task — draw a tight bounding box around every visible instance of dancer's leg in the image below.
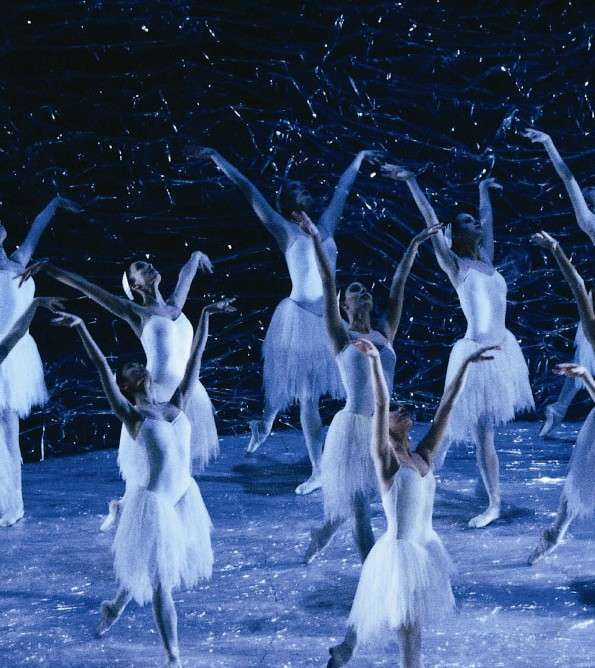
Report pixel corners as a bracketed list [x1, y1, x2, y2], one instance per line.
[328, 626, 357, 667]
[539, 376, 578, 437]
[304, 517, 344, 564]
[246, 399, 278, 454]
[95, 586, 132, 637]
[0, 410, 24, 527]
[295, 395, 324, 495]
[352, 492, 374, 562]
[153, 585, 181, 667]
[397, 623, 424, 668]
[468, 418, 501, 528]
[528, 494, 576, 565]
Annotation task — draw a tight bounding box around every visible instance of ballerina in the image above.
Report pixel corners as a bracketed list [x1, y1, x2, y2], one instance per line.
[53, 297, 235, 667]
[189, 146, 381, 494]
[327, 338, 496, 668]
[528, 231, 595, 563]
[384, 165, 534, 528]
[19, 251, 216, 497]
[0, 195, 78, 527]
[297, 211, 440, 562]
[522, 128, 595, 437]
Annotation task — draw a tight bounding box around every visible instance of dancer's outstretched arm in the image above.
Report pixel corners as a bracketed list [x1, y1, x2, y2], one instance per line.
[382, 164, 460, 282]
[478, 178, 502, 263]
[19, 262, 143, 336]
[172, 298, 236, 410]
[416, 346, 499, 465]
[380, 224, 441, 343]
[10, 197, 80, 268]
[0, 297, 65, 364]
[522, 129, 594, 235]
[189, 147, 293, 247]
[533, 231, 595, 349]
[555, 363, 595, 403]
[294, 212, 348, 354]
[167, 250, 213, 311]
[318, 150, 384, 237]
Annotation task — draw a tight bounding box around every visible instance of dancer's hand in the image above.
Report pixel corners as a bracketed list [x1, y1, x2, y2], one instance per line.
[54, 196, 82, 213]
[380, 163, 414, 181]
[465, 345, 500, 365]
[34, 297, 67, 313]
[358, 149, 385, 165]
[205, 297, 237, 314]
[184, 145, 217, 162]
[17, 261, 50, 287]
[520, 128, 550, 144]
[480, 177, 502, 191]
[351, 337, 379, 359]
[192, 251, 214, 274]
[411, 223, 443, 246]
[554, 363, 587, 378]
[292, 211, 319, 237]
[532, 230, 559, 251]
[51, 312, 83, 328]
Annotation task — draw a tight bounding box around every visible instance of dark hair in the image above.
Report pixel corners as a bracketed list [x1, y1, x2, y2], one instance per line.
[277, 180, 308, 219]
[116, 363, 139, 404]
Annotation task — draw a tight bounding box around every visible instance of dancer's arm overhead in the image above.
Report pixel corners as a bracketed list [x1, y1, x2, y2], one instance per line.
[555, 363, 595, 403]
[522, 129, 595, 236]
[478, 178, 502, 263]
[167, 251, 213, 311]
[533, 231, 595, 349]
[380, 225, 441, 343]
[294, 212, 348, 354]
[10, 197, 80, 268]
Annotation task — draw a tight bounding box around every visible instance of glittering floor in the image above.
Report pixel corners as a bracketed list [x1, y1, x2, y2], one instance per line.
[1, 420, 593, 667]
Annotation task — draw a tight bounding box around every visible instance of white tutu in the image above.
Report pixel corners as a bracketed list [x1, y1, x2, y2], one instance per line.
[574, 323, 595, 388]
[262, 298, 345, 410]
[320, 409, 376, 522]
[0, 333, 47, 417]
[563, 407, 595, 519]
[113, 479, 213, 605]
[348, 533, 455, 644]
[186, 379, 219, 471]
[444, 330, 534, 443]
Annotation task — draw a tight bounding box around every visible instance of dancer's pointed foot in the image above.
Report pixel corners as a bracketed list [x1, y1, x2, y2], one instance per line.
[95, 601, 121, 637]
[164, 656, 182, 668]
[100, 499, 122, 532]
[328, 640, 354, 667]
[246, 420, 270, 454]
[468, 503, 500, 528]
[539, 404, 563, 438]
[0, 507, 24, 528]
[295, 473, 321, 495]
[303, 522, 339, 564]
[527, 528, 561, 565]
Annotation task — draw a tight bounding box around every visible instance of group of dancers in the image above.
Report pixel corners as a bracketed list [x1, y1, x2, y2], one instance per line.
[0, 128, 592, 667]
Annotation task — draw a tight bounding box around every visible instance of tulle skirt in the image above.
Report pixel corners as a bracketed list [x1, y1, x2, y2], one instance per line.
[320, 409, 376, 522]
[563, 407, 595, 519]
[348, 532, 455, 644]
[574, 323, 595, 388]
[113, 479, 213, 605]
[0, 333, 47, 417]
[444, 330, 534, 444]
[262, 298, 345, 410]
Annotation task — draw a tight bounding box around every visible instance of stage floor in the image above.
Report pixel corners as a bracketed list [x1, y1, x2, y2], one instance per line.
[0, 420, 593, 667]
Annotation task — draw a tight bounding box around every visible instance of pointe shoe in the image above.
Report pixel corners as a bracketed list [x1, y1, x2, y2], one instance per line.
[246, 420, 269, 454]
[0, 507, 24, 528]
[328, 641, 354, 667]
[468, 504, 500, 529]
[295, 474, 322, 495]
[539, 404, 563, 438]
[164, 656, 182, 667]
[95, 601, 120, 637]
[527, 528, 561, 565]
[100, 500, 122, 532]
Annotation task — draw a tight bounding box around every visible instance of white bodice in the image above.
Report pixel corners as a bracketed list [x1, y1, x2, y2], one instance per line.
[140, 313, 193, 400]
[382, 466, 436, 544]
[336, 330, 396, 416]
[0, 270, 35, 339]
[285, 233, 337, 304]
[455, 266, 507, 343]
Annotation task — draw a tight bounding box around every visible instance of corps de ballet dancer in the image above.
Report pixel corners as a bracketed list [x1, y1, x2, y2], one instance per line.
[522, 128, 595, 437]
[188, 146, 382, 494]
[297, 211, 440, 562]
[384, 164, 534, 527]
[52, 297, 235, 667]
[0, 196, 79, 527]
[19, 251, 217, 527]
[327, 338, 496, 668]
[528, 231, 595, 564]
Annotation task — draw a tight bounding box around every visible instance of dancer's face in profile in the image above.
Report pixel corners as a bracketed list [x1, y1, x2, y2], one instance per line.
[342, 282, 373, 318]
[128, 260, 161, 292]
[453, 213, 483, 244]
[389, 404, 413, 446]
[119, 362, 151, 398]
[280, 181, 314, 219]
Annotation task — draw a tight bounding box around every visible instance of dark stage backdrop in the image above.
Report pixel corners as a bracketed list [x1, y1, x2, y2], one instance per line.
[0, 0, 593, 460]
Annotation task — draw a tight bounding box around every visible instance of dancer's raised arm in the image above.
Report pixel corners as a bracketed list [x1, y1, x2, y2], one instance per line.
[10, 197, 80, 268]
[318, 150, 383, 237]
[0, 297, 65, 364]
[416, 346, 499, 465]
[380, 224, 441, 343]
[172, 298, 236, 410]
[555, 363, 595, 403]
[294, 212, 348, 354]
[533, 231, 595, 349]
[167, 251, 213, 311]
[478, 178, 502, 263]
[522, 129, 594, 235]
[382, 164, 459, 282]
